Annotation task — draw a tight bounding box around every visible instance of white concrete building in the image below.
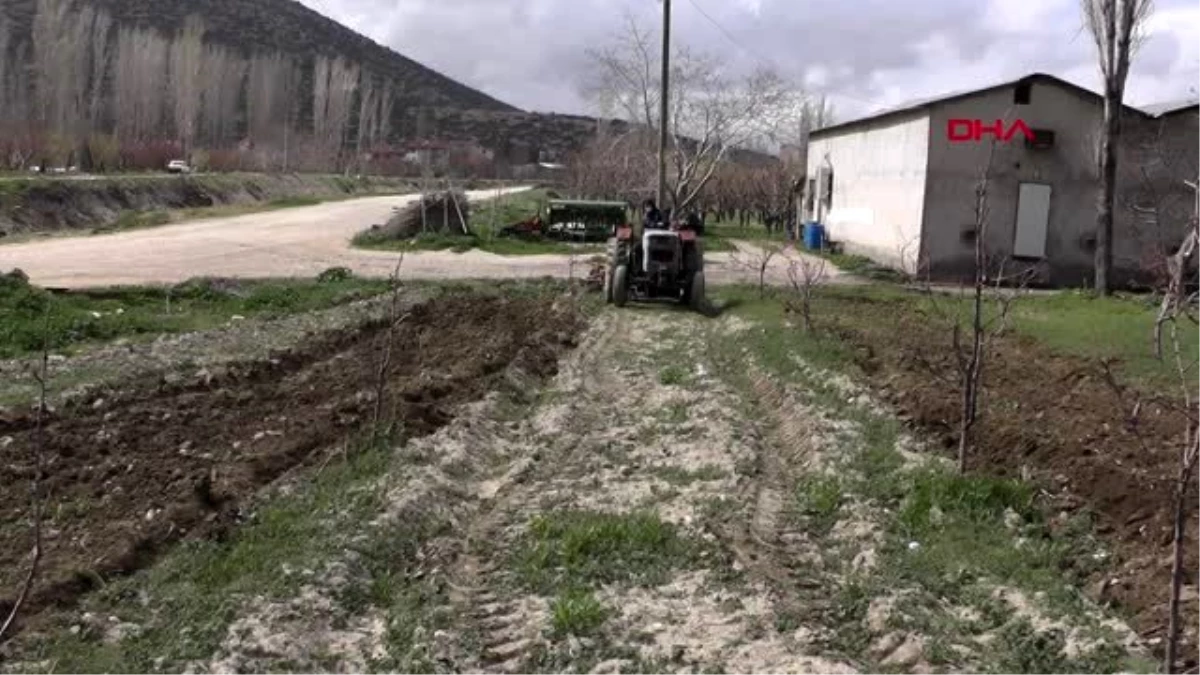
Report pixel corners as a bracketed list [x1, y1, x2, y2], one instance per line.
[804, 73, 1197, 287]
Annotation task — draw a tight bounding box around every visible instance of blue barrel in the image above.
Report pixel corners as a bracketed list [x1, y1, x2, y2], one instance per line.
[803, 222, 825, 250]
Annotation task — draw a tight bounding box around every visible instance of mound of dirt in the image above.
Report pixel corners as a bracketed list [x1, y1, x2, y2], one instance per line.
[376, 190, 471, 239]
[838, 305, 1198, 667]
[0, 290, 583, 631]
[0, 174, 418, 235]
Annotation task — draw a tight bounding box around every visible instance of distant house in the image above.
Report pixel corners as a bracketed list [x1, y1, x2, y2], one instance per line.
[804, 73, 1197, 287]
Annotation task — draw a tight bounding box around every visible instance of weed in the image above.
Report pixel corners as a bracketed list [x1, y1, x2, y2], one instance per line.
[988, 618, 1070, 673]
[897, 468, 1035, 538]
[0, 275, 390, 357]
[316, 266, 354, 283]
[648, 464, 727, 486]
[550, 588, 609, 637]
[658, 364, 689, 386]
[514, 510, 696, 592]
[267, 196, 321, 208]
[795, 475, 843, 530]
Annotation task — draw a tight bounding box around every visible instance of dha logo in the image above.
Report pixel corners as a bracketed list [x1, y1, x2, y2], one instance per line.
[947, 119, 1035, 143]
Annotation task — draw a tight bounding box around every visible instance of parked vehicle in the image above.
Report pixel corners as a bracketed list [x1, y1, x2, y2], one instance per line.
[166, 160, 192, 174]
[543, 200, 627, 243]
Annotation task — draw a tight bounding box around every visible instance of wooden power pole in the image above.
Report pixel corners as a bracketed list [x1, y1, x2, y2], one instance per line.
[657, 0, 671, 211]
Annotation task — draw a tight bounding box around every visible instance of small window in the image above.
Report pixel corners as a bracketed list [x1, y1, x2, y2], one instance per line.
[1014, 82, 1032, 105]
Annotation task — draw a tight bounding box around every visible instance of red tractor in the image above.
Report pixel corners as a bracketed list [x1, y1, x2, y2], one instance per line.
[604, 216, 706, 311]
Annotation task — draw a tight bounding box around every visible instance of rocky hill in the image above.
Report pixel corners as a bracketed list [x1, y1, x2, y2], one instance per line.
[1, 0, 516, 113]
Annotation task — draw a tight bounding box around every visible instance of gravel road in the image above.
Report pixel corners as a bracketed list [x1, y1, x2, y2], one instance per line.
[0, 188, 846, 288]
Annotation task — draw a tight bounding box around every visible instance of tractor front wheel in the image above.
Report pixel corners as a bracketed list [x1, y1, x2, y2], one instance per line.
[613, 264, 629, 307]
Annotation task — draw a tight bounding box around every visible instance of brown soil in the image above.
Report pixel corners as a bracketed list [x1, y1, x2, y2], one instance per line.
[836, 303, 1198, 668]
[0, 291, 582, 633]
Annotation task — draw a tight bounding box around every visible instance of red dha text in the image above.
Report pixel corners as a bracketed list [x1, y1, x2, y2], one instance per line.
[947, 119, 1035, 143]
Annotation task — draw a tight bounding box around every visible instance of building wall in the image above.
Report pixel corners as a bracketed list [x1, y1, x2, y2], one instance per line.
[921, 82, 1193, 287]
[920, 83, 1098, 284]
[1123, 108, 1198, 285]
[805, 113, 930, 272]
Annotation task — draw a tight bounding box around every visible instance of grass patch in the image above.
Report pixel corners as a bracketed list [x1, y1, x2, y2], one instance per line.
[0, 273, 389, 358]
[795, 475, 843, 531]
[657, 363, 689, 385]
[514, 510, 697, 593]
[816, 251, 909, 282]
[550, 588, 610, 637]
[704, 285, 1145, 671]
[713, 281, 1198, 390]
[648, 464, 727, 485]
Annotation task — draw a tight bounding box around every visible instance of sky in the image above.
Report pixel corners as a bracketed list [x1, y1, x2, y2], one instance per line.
[296, 0, 1200, 118]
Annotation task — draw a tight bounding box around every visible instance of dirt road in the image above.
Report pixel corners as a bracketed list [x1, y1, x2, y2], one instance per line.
[0, 189, 846, 288]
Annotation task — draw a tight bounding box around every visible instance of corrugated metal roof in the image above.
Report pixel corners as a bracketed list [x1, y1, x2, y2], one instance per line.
[1140, 98, 1200, 117]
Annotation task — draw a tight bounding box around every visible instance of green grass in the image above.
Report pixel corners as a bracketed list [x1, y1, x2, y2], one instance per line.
[0, 272, 390, 358]
[795, 475, 844, 532]
[816, 251, 910, 282]
[705, 284, 1155, 672]
[1010, 290, 1198, 388]
[703, 221, 785, 254]
[549, 588, 610, 637]
[657, 363, 689, 385]
[513, 510, 698, 593]
[713, 281, 1197, 391]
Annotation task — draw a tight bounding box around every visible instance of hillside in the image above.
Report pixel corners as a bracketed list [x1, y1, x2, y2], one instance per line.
[0, 0, 516, 114]
[0, 0, 775, 172]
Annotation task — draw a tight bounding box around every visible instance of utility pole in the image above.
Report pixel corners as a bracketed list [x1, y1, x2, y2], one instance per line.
[656, 0, 671, 211]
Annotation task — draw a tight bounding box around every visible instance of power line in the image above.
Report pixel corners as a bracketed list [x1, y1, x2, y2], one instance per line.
[680, 0, 878, 109]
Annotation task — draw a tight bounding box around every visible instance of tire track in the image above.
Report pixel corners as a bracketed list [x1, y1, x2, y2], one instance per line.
[441, 310, 629, 673]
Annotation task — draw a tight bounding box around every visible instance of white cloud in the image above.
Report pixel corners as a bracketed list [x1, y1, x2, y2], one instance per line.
[298, 0, 1199, 115]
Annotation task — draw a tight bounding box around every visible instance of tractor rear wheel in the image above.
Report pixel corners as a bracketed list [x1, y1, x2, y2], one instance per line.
[613, 264, 629, 307]
[688, 271, 706, 312]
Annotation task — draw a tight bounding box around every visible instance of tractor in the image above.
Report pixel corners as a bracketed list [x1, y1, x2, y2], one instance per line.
[604, 216, 706, 311]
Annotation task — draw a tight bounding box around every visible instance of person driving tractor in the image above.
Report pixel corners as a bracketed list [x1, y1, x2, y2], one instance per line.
[642, 199, 665, 231]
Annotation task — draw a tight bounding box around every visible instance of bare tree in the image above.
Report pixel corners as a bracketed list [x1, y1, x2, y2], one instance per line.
[0, 312, 50, 641]
[200, 43, 246, 147]
[0, 15, 10, 120]
[114, 26, 170, 142]
[583, 15, 798, 212]
[247, 52, 295, 146]
[169, 15, 206, 158]
[1131, 178, 1198, 673]
[917, 139, 1036, 473]
[32, 0, 99, 161]
[1082, 0, 1155, 295]
[312, 55, 360, 169]
[86, 9, 112, 134]
[372, 251, 409, 436]
[729, 243, 782, 299]
[355, 72, 379, 164]
[784, 256, 827, 332]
